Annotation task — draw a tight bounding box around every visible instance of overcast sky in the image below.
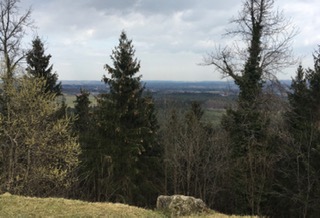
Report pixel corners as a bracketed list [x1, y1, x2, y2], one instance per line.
[19, 0, 320, 81]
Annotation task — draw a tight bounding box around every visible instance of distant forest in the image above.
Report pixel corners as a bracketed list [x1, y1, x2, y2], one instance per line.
[0, 0, 320, 217]
[61, 80, 291, 95]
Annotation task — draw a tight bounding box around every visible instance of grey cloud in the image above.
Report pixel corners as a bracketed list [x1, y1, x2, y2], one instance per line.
[84, 0, 194, 15]
[136, 0, 194, 14]
[85, 0, 139, 13]
[84, 0, 239, 17]
[17, 0, 319, 81]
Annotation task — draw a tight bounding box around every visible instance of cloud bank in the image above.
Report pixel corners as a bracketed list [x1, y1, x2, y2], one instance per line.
[20, 0, 320, 81]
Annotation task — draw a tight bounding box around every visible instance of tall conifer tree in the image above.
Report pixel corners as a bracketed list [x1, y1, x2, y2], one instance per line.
[26, 36, 61, 95]
[275, 48, 320, 217]
[96, 31, 160, 206]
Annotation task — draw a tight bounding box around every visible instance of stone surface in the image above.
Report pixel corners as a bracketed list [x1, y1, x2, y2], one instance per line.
[156, 194, 207, 216]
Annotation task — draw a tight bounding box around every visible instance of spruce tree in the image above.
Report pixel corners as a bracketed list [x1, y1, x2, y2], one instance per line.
[26, 36, 61, 95]
[73, 89, 101, 201]
[96, 31, 160, 205]
[275, 48, 320, 217]
[74, 89, 91, 133]
[286, 65, 310, 133]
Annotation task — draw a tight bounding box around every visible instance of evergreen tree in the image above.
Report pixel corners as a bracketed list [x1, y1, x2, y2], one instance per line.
[26, 36, 61, 95]
[74, 89, 91, 133]
[96, 31, 161, 206]
[286, 65, 310, 133]
[73, 89, 102, 201]
[274, 49, 320, 217]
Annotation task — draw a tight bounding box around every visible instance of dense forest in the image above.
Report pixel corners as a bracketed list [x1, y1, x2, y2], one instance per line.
[0, 0, 319, 217]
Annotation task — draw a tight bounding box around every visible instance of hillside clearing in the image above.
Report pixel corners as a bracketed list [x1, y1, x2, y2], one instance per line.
[0, 193, 255, 217]
[0, 193, 163, 217]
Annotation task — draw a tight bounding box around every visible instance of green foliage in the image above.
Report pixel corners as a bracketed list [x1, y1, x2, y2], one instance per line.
[0, 76, 80, 197]
[85, 31, 161, 206]
[72, 89, 107, 202]
[74, 89, 91, 133]
[286, 65, 309, 133]
[273, 48, 320, 217]
[26, 36, 62, 95]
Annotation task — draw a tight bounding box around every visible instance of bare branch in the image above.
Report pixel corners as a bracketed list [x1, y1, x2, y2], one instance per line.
[203, 0, 298, 81]
[202, 46, 241, 82]
[0, 0, 33, 79]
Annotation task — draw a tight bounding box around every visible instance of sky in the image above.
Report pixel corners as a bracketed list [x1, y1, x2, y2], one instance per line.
[18, 0, 320, 81]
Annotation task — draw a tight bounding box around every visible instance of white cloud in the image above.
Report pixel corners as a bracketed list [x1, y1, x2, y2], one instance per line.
[17, 0, 320, 80]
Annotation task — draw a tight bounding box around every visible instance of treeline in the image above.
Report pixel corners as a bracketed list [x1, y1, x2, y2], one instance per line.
[0, 0, 320, 217]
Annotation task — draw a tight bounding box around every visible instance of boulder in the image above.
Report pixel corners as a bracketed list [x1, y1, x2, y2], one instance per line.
[156, 195, 207, 216]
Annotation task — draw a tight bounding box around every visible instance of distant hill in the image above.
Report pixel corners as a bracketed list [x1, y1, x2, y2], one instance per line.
[60, 80, 291, 96]
[60, 80, 239, 96]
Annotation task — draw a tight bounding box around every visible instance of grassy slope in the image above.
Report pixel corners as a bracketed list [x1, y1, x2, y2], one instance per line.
[0, 193, 163, 217]
[0, 193, 255, 218]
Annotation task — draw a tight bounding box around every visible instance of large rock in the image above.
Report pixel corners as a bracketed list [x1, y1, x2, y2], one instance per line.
[156, 195, 208, 216]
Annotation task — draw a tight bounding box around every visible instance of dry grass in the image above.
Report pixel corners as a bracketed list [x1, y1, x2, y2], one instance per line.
[0, 193, 163, 217]
[0, 193, 256, 217]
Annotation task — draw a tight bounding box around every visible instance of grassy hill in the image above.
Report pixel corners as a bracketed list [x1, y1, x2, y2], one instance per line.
[0, 193, 163, 217]
[0, 193, 254, 217]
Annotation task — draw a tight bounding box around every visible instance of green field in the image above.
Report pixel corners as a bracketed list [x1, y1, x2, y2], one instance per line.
[63, 94, 97, 108]
[202, 109, 225, 126]
[62, 92, 228, 127]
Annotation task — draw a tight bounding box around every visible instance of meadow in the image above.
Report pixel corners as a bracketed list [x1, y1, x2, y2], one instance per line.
[0, 193, 256, 218]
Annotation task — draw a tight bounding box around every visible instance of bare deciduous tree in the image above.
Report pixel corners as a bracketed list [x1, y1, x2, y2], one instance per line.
[0, 0, 32, 80]
[203, 0, 298, 215]
[203, 0, 297, 82]
[0, 0, 35, 195]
